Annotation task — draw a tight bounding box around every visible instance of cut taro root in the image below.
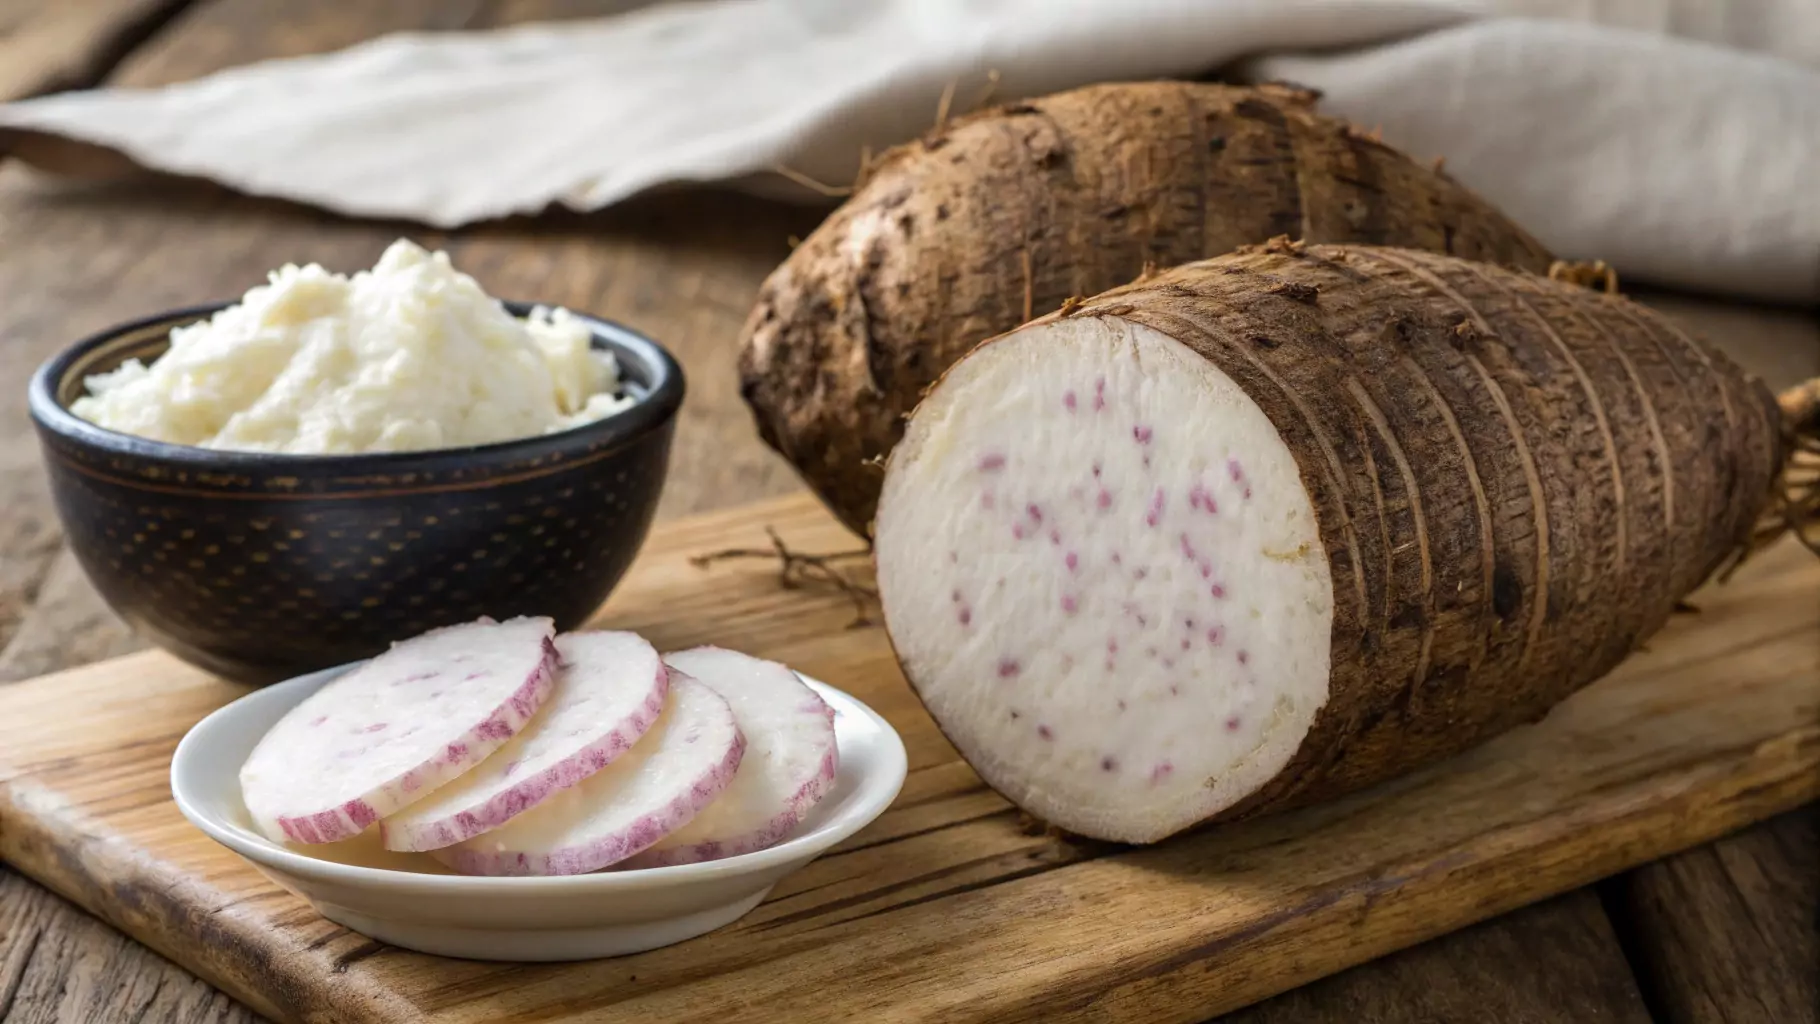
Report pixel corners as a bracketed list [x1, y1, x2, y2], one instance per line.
[379, 631, 670, 852]
[876, 315, 1333, 844]
[433, 672, 745, 876]
[875, 244, 1783, 844]
[620, 647, 838, 868]
[240, 616, 558, 845]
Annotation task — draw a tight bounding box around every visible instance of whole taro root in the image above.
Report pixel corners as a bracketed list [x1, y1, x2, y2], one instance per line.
[738, 81, 1556, 538]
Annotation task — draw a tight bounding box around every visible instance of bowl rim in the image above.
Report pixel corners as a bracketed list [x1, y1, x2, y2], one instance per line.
[171, 662, 909, 893]
[28, 299, 686, 470]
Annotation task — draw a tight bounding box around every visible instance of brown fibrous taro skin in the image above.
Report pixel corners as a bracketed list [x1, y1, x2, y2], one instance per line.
[738, 81, 1557, 538]
[872, 241, 1785, 844]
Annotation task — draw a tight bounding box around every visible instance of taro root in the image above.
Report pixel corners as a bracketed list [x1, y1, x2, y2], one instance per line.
[739, 81, 1555, 538]
[874, 242, 1805, 844]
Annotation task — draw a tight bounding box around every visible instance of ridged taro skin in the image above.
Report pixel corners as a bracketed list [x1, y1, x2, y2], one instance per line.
[881, 243, 1783, 837]
[738, 80, 1557, 538]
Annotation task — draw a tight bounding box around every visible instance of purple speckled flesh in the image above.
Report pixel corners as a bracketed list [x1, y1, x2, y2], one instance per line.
[239, 616, 559, 845]
[874, 317, 1334, 843]
[431, 672, 745, 876]
[378, 631, 671, 852]
[620, 647, 839, 869]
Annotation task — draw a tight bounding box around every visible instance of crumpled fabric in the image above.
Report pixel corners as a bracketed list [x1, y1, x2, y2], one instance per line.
[1, 0, 1815, 302]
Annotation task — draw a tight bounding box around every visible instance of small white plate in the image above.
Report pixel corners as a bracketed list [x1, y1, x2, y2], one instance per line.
[171, 663, 907, 962]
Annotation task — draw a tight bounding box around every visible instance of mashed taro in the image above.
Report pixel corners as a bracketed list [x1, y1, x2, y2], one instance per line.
[71, 239, 635, 453]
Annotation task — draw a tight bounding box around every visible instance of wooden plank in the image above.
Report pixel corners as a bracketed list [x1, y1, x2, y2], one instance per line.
[0, 0, 193, 101]
[0, 492, 1814, 1024]
[0, 548, 141, 684]
[1611, 806, 1819, 1023]
[0, 870, 254, 1024]
[1217, 888, 1653, 1023]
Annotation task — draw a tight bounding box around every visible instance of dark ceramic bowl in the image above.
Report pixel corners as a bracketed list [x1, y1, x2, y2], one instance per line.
[29, 302, 684, 685]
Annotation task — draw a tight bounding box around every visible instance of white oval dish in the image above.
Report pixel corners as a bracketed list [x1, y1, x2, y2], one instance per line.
[172, 662, 907, 962]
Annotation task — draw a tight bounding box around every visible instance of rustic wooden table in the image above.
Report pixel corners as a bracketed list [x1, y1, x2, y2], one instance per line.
[0, 3, 1814, 1022]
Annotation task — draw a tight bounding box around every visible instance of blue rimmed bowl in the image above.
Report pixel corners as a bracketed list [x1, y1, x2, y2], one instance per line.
[29, 302, 684, 685]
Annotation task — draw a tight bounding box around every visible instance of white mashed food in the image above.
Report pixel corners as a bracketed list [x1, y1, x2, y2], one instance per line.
[71, 239, 636, 453]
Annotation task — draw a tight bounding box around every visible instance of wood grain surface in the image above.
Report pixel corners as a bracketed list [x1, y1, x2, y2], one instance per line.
[1223, 888, 1654, 1024]
[0, 2, 1815, 1022]
[0, 492, 1816, 1024]
[0, 0, 190, 101]
[1611, 805, 1819, 1024]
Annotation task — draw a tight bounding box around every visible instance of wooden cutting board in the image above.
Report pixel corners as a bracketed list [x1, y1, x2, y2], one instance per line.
[1, 492, 1815, 1024]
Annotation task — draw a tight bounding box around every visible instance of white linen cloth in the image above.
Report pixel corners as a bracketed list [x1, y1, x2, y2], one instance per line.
[1, 0, 1815, 302]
